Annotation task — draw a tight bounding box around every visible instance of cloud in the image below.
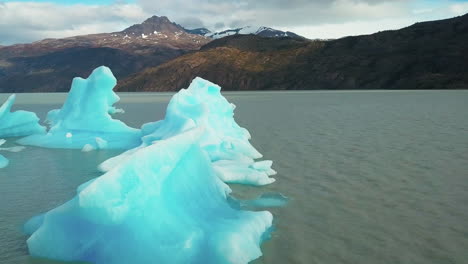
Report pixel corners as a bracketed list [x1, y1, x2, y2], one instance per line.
[450, 2, 468, 15]
[175, 16, 205, 29]
[214, 22, 225, 29]
[0, 1, 150, 45]
[136, 0, 412, 29]
[0, 0, 467, 45]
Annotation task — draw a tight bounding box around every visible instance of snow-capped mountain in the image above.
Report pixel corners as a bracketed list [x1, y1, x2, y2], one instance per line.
[204, 26, 304, 39]
[183, 27, 212, 36]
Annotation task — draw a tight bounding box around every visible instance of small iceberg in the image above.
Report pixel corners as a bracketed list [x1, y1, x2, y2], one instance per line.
[0, 139, 8, 168]
[24, 128, 273, 264]
[18, 66, 141, 149]
[100, 77, 276, 186]
[0, 154, 7, 168]
[0, 94, 45, 138]
[0, 139, 26, 168]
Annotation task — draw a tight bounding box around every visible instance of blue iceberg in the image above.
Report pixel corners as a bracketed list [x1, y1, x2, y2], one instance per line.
[24, 128, 273, 264]
[0, 94, 45, 138]
[18, 66, 141, 150]
[0, 139, 8, 168]
[0, 154, 7, 168]
[100, 77, 276, 186]
[0, 139, 25, 168]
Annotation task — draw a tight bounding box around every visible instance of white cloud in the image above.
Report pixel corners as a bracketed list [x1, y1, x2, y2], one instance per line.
[280, 18, 416, 40]
[276, 0, 468, 39]
[0, 2, 150, 44]
[0, 0, 466, 45]
[450, 3, 468, 16]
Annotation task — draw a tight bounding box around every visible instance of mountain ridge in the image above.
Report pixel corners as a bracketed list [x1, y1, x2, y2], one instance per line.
[116, 13, 468, 91]
[1, 14, 467, 92]
[201, 26, 304, 39]
[0, 16, 210, 92]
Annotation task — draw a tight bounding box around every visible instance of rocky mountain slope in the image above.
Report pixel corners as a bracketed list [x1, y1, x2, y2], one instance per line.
[0, 16, 210, 92]
[117, 14, 468, 91]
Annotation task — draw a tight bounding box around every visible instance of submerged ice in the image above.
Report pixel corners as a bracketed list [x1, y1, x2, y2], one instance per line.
[0, 94, 45, 138]
[24, 128, 273, 264]
[100, 77, 276, 186]
[18, 66, 141, 149]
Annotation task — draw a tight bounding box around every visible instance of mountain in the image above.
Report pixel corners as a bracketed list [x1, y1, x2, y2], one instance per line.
[206, 26, 304, 39]
[0, 16, 210, 92]
[183, 28, 212, 36]
[117, 14, 468, 91]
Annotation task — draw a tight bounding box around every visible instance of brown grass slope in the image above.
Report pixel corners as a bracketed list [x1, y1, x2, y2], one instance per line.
[117, 13, 468, 91]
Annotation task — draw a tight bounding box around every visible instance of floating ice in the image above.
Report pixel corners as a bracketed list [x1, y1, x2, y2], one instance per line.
[0, 139, 8, 168]
[0, 94, 45, 138]
[24, 128, 273, 264]
[100, 77, 276, 186]
[0, 139, 26, 168]
[18, 66, 141, 149]
[0, 153, 7, 168]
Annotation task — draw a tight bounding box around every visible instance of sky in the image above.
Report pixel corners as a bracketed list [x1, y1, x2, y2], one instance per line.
[0, 0, 467, 45]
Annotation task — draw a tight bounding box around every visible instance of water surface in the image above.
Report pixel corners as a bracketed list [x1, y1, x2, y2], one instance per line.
[1, 91, 468, 264]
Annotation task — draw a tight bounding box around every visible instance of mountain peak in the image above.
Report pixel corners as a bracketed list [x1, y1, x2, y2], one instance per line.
[122, 15, 184, 35]
[143, 16, 171, 24]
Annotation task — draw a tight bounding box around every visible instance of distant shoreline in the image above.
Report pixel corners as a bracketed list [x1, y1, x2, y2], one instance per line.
[2, 89, 468, 105]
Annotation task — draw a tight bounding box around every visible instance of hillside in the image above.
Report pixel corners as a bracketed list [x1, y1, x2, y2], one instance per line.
[118, 14, 468, 91]
[0, 16, 210, 92]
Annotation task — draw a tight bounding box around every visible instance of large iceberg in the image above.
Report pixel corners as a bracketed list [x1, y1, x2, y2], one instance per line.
[18, 66, 141, 150]
[0, 94, 45, 138]
[24, 128, 273, 264]
[100, 77, 276, 186]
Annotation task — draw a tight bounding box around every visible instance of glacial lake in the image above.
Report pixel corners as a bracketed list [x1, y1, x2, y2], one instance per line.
[1, 90, 468, 264]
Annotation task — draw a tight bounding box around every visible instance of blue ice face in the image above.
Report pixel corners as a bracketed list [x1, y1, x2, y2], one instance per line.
[0, 94, 46, 138]
[20, 70, 278, 263]
[100, 77, 276, 186]
[17, 66, 141, 150]
[24, 128, 273, 264]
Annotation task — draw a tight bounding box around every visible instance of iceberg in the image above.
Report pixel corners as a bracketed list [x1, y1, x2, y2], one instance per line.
[0, 139, 26, 168]
[0, 94, 45, 138]
[100, 77, 276, 186]
[0, 139, 8, 168]
[0, 153, 7, 168]
[18, 66, 141, 150]
[24, 128, 273, 264]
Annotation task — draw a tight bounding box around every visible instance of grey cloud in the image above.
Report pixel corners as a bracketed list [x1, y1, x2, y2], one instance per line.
[229, 19, 247, 28]
[0, 2, 150, 45]
[1, 0, 457, 45]
[137, 0, 412, 31]
[177, 17, 205, 29]
[214, 22, 225, 29]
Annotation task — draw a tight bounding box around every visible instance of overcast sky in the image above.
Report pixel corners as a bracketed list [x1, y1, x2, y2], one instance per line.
[0, 0, 467, 45]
